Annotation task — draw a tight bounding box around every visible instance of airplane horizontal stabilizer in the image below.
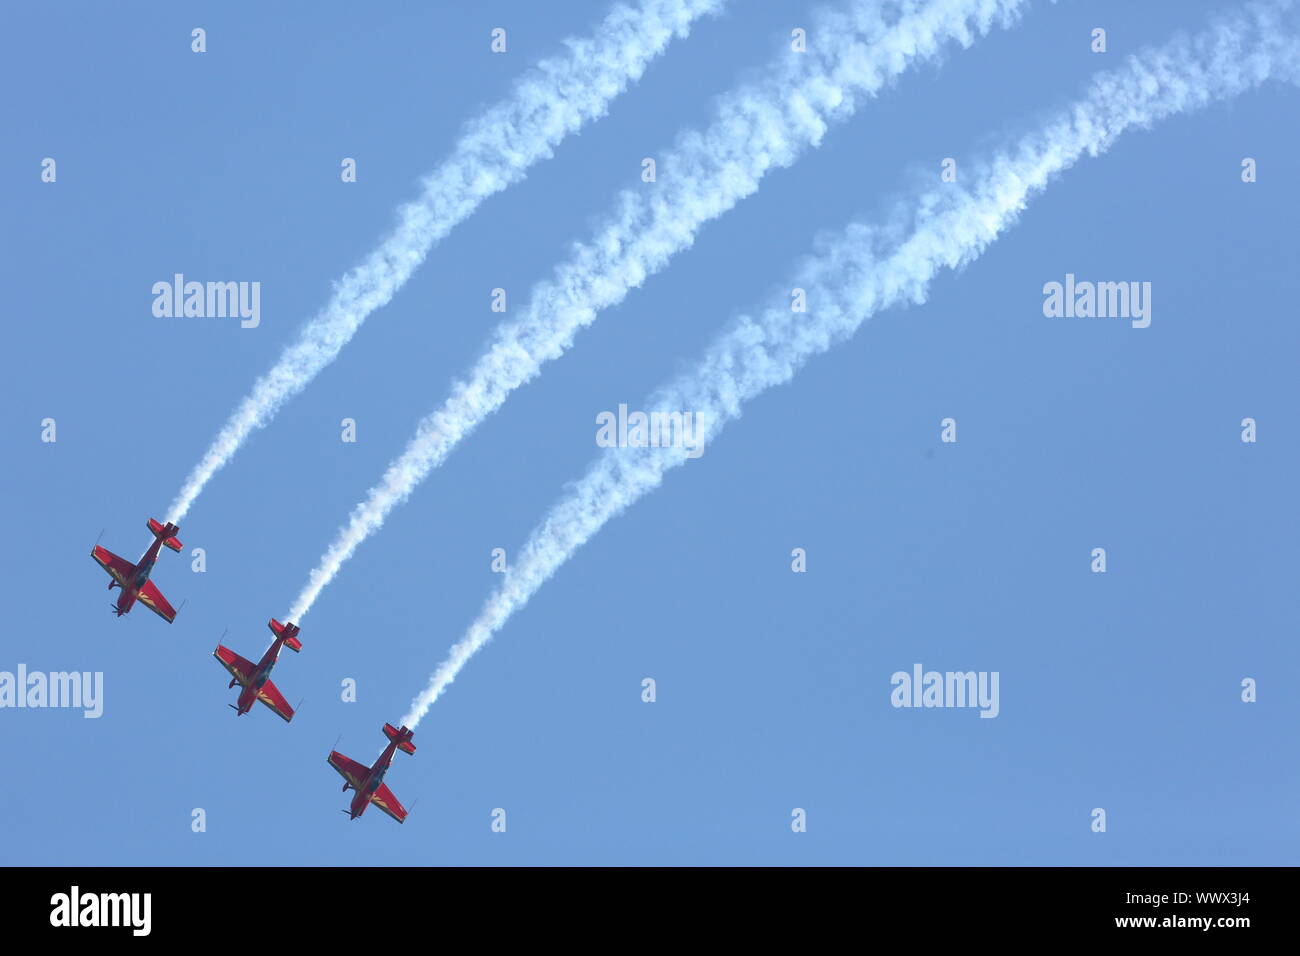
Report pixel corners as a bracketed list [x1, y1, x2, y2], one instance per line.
[147, 518, 183, 552]
[383, 723, 416, 755]
[268, 618, 303, 652]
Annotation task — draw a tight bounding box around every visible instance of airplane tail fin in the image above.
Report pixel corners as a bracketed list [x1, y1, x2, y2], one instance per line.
[383, 723, 416, 755]
[147, 518, 183, 552]
[268, 618, 303, 652]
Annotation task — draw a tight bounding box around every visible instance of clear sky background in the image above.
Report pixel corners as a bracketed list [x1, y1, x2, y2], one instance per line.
[3, 0, 1296, 865]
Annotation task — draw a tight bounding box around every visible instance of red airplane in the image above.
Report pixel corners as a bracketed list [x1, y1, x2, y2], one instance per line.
[213, 619, 303, 722]
[328, 723, 416, 823]
[90, 518, 182, 622]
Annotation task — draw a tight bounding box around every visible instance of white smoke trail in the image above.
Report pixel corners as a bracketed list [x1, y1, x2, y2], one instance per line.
[402, 0, 1300, 725]
[289, 0, 1033, 622]
[165, 0, 724, 525]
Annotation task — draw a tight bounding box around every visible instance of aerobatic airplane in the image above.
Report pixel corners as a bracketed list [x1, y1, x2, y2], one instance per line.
[213, 618, 303, 722]
[328, 723, 416, 823]
[90, 518, 182, 622]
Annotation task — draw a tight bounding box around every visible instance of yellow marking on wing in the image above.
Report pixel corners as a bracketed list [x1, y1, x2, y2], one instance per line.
[330, 756, 363, 790]
[94, 552, 128, 586]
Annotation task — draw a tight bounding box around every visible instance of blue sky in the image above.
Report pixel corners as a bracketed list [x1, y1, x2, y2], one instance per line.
[3, 0, 1297, 865]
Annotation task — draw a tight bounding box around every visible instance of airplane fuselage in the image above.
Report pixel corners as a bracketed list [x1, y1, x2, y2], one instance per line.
[110, 539, 164, 616]
[234, 639, 287, 715]
[348, 741, 400, 818]
[113, 586, 139, 616]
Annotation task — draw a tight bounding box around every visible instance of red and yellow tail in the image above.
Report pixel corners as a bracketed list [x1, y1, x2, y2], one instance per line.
[383, 723, 416, 755]
[268, 618, 303, 652]
[147, 518, 183, 552]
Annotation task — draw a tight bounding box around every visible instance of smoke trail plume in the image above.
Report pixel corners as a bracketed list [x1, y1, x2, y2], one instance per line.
[402, 0, 1300, 725]
[166, 0, 724, 524]
[290, 0, 1031, 621]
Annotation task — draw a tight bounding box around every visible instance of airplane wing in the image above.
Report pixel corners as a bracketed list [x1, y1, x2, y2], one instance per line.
[91, 546, 134, 587]
[370, 783, 409, 824]
[255, 678, 295, 723]
[213, 646, 257, 686]
[327, 751, 370, 791]
[136, 580, 177, 623]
